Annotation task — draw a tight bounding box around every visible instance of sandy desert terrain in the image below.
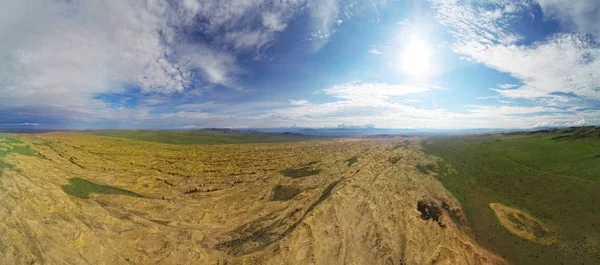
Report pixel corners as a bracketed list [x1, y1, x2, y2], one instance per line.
[0, 133, 506, 264]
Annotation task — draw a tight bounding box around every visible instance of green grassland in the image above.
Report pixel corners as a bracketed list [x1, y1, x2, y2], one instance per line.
[279, 162, 322, 178]
[82, 130, 326, 145]
[62, 177, 144, 199]
[272, 185, 303, 201]
[423, 127, 600, 265]
[0, 134, 40, 174]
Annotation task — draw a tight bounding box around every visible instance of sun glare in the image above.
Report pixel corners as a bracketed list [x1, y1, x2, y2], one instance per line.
[399, 37, 432, 77]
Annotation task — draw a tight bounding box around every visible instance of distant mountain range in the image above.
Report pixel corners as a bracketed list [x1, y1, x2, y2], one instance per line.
[246, 127, 554, 136]
[3, 126, 598, 137]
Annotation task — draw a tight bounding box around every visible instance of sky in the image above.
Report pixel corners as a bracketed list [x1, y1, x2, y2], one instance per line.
[0, 0, 599, 129]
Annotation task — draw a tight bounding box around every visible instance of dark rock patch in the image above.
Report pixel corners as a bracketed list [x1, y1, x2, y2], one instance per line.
[417, 200, 446, 228]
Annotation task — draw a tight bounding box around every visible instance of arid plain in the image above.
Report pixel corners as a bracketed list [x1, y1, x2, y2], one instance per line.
[0, 132, 506, 265]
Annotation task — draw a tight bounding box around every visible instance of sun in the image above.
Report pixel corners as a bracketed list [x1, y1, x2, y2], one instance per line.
[399, 37, 432, 77]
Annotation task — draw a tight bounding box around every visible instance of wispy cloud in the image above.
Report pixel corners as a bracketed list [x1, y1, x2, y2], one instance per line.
[368, 46, 383, 55]
[307, 0, 340, 51]
[498, 84, 519, 89]
[0, 123, 41, 126]
[534, 116, 586, 128]
[322, 82, 444, 101]
[537, 0, 600, 36]
[289, 99, 311, 106]
[430, 0, 600, 101]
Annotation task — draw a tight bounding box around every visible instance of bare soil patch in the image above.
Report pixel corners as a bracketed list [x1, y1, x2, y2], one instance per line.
[489, 203, 556, 245]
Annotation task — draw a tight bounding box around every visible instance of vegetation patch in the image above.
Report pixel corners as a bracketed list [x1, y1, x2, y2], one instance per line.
[416, 163, 435, 173]
[0, 134, 42, 176]
[0, 135, 22, 145]
[62, 177, 144, 199]
[392, 139, 410, 149]
[549, 126, 600, 140]
[279, 164, 321, 178]
[307, 181, 340, 213]
[0, 160, 12, 172]
[300, 161, 319, 167]
[388, 155, 402, 164]
[345, 156, 358, 166]
[272, 185, 303, 201]
[490, 203, 556, 245]
[184, 188, 200, 194]
[441, 201, 465, 227]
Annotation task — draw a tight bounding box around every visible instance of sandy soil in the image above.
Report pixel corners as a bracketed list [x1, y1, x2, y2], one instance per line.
[0, 134, 507, 265]
[489, 203, 556, 246]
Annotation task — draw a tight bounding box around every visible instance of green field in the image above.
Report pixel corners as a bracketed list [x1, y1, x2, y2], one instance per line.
[82, 130, 325, 145]
[0, 134, 40, 174]
[62, 177, 144, 199]
[423, 127, 600, 265]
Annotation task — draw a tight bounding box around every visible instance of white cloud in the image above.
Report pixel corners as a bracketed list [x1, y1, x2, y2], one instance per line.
[498, 84, 519, 89]
[430, 0, 600, 101]
[368, 47, 383, 55]
[181, 124, 203, 129]
[431, 0, 530, 46]
[289, 99, 311, 106]
[262, 12, 288, 32]
[322, 82, 443, 102]
[337, 123, 374, 128]
[467, 34, 600, 100]
[308, 0, 341, 51]
[397, 19, 411, 26]
[2, 1, 596, 129]
[175, 44, 241, 87]
[537, 0, 600, 35]
[237, 81, 596, 129]
[261, 99, 589, 129]
[0, 0, 242, 110]
[225, 30, 273, 51]
[567, 116, 587, 126]
[0, 123, 41, 126]
[465, 105, 553, 115]
[35, 81, 595, 129]
[0, 0, 350, 126]
[534, 116, 586, 127]
[263, 99, 579, 129]
[0, 0, 352, 102]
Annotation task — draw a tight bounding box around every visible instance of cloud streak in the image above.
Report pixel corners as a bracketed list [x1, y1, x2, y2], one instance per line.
[430, 0, 600, 100]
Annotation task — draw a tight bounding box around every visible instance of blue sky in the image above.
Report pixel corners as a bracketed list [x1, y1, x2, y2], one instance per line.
[0, 0, 599, 129]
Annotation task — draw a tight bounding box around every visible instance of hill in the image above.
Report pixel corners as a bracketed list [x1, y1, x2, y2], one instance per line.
[422, 127, 600, 265]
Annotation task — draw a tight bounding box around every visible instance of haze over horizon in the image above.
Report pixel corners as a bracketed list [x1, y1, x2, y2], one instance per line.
[1, 0, 600, 129]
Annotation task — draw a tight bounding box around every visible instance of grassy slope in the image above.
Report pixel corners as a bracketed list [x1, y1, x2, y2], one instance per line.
[0, 134, 40, 174]
[81, 130, 324, 145]
[423, 131, 600, 265]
